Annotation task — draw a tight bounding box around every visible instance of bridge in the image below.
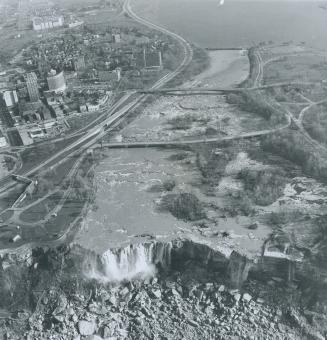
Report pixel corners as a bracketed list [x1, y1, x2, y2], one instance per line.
[205, 47, 246, 51]
[138, 87, 241, 96]
[95, 126, 288, 150]
[138, 81, 318, 96]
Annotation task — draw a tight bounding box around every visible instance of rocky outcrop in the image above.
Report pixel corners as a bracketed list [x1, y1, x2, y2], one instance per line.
[228, 251, 252, 288]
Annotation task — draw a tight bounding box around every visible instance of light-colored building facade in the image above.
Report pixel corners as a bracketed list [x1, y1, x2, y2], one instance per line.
[32, 16, 64, 31]
[3, 90, 18, 108]
[47, 70, 66, 93]
[25, 72, 39, 102]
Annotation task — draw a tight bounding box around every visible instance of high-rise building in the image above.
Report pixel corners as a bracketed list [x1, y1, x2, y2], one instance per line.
[47, 70, 66, 93]
[25, 72, 39, 102]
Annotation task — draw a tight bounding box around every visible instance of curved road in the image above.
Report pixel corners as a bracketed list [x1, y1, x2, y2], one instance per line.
[123, 0, 193, 88]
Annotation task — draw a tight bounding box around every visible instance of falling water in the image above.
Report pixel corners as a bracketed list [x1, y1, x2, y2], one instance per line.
[83, 242, 173, 283]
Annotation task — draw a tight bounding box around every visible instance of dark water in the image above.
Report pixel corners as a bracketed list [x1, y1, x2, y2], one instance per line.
[157, 0, 327, 49]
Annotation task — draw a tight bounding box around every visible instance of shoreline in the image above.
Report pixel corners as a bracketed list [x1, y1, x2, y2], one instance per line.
[190, 49, 250, 88]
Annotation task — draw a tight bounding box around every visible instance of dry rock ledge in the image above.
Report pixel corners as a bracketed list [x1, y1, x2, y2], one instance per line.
[0, 240, 325, 339]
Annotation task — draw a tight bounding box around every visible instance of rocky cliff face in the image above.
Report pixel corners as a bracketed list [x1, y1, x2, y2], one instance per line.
[0, 239, 326, 339]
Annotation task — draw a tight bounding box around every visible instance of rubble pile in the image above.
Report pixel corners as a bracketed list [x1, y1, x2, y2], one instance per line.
[0, 244, 326, 339]
[3, 271, 317, 340]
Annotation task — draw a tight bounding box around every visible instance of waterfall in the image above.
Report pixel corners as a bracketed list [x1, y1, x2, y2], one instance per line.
[83, 242, 172, 283]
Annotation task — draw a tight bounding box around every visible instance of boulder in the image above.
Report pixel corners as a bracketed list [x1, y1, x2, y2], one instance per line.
[120, 287, 129, 297]
[205, 283, 214, 291]
[78, 320, 96, 336]
[233, 293, 241, 303]
[108, 295, 117, 305]
[52, 294, 68, 316]
[151, 277, 158, 285]
[53, 314, 65, 323]
[101, 325, 114, 338]
[242, 293, 252, 303]
[248, 223, 258, 230]
[88, 302, 107, 315]
[171, 288, 180, 297]
[218, 285, 225, 292]
[123, 292, 133, 304]
[149, 289, 162, 299]
[187, 319, 199, 327]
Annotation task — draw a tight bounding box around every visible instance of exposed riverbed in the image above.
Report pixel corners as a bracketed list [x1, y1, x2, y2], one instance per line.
[74, 148, 196, 253]
[74, 50, 270, 259]
[187, 50, 249, 88]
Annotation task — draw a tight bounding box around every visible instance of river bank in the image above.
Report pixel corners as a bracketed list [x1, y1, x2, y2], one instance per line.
[188, 49, 249, 88]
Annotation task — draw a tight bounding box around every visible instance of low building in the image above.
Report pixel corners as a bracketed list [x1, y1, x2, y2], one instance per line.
[38, 59, 51, 77]
[18, 100, 50, 122]
[32, 16, 64, 31]
[68, 20, 84, 28]
[0, 136, 7, 148]
[3, 90, 18, 108]
[81, 92, 110, 113]
[44, 92, 64, 106]
[73, 56, 86, 72]
[0, 129, 7, 148]
[29, 128, 45, 139]
[143, 50, 163, 70]
[112, 33, 121, 43]
[98, 68, 121, 83]
[86, 103, 100, 112]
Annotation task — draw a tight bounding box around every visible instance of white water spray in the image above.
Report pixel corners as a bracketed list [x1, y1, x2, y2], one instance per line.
[83, 242, 172, 283]
[219, 0, 225, 5]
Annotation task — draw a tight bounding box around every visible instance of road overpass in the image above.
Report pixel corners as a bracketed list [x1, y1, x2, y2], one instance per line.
[139, 81, 319, 96]
[95, 117, 291, 150]
[139, 88, 240, 96]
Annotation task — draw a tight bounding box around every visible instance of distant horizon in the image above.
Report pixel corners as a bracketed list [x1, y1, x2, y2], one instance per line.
[171, 0, 327, 2]
[155, 0, 327, 50]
